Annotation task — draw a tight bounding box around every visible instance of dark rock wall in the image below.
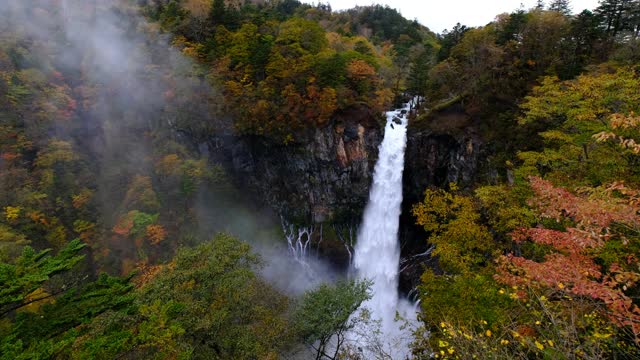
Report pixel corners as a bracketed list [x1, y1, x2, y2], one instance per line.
[398, 108, 489, 295]
[212, 105, 383, 225]
[404, 129, 482, 204]
[209, 103, 489, 286]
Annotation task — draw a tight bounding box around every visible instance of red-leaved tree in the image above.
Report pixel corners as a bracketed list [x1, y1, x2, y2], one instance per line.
[496, 177, 640, 341]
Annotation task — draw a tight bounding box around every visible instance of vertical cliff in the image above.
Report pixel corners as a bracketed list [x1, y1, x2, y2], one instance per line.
[213, 105, 383, 225]
[399, 103, 489, 293]
[209, 102, 489, 275]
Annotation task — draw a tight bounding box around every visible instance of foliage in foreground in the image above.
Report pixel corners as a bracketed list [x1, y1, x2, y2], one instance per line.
[0, 234, 296, 360]
[294, 279, 372, 360]
[413, 65, 640, 359]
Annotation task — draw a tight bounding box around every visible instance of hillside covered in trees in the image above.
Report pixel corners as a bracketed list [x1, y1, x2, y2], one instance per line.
[1, 0, 640, 359]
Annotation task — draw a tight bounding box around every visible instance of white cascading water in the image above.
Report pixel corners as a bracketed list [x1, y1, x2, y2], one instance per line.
[352, 100, 418, 358]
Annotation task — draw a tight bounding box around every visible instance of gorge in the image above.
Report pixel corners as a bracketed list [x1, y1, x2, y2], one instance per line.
[3, 0, 639, 358]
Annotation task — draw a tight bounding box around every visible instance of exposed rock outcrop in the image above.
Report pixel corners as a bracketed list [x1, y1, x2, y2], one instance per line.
[404, 130, 482, 203]
[212, 105, 383, 225]
[208, 101, 489, 276]
[399, 103, 489, 295]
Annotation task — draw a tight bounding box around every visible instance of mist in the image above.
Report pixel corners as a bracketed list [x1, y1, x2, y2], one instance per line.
[194, 188, 339, 294]
[0, 0, 336, 294]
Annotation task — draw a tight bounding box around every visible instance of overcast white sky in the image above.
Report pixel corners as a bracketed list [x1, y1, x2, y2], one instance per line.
[313, 0, 602, 33]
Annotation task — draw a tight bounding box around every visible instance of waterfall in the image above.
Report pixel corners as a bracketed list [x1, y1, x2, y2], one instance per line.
[351, 99, 418, 358]
[281, 217, 315, 263]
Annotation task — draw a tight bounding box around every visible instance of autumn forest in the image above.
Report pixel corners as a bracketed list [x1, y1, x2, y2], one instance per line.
[1, 0, 640, 359]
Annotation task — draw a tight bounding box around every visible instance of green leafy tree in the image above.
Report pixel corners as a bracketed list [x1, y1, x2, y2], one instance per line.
[0, 239, 134, 359]
[135, 233, 291, 359]
[566, 10, 607, 74]
[209, 0, 226, 25]
[406, 44, 435, 97]
[0, 239, 85, 316]
[412, 186, 521, 358]
[412, 185, 495, 274]
[1, 274, 133, 360]
[517, 66, 640, 186]
[294, 279, 372, 360]
[495, 9, 528, 45]
[595, 0, 636, 36]
[519, 10, 570, 76]
[445, 27, 504, 106]
[437, 23, 469, 61]
[69, 234, 293, 359]
[276, 18, 328, 55]
[548, 0, 572, 15]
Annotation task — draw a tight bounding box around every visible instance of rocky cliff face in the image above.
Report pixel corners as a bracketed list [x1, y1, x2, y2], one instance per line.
[404, 125, 483, 203]
[209, 102, 488, 274]
[213, 105, 383, 225]
[399, 104, 489, 294]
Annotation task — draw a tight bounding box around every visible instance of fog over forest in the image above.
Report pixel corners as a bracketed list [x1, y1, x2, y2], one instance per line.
[1, 0, 639, 359]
